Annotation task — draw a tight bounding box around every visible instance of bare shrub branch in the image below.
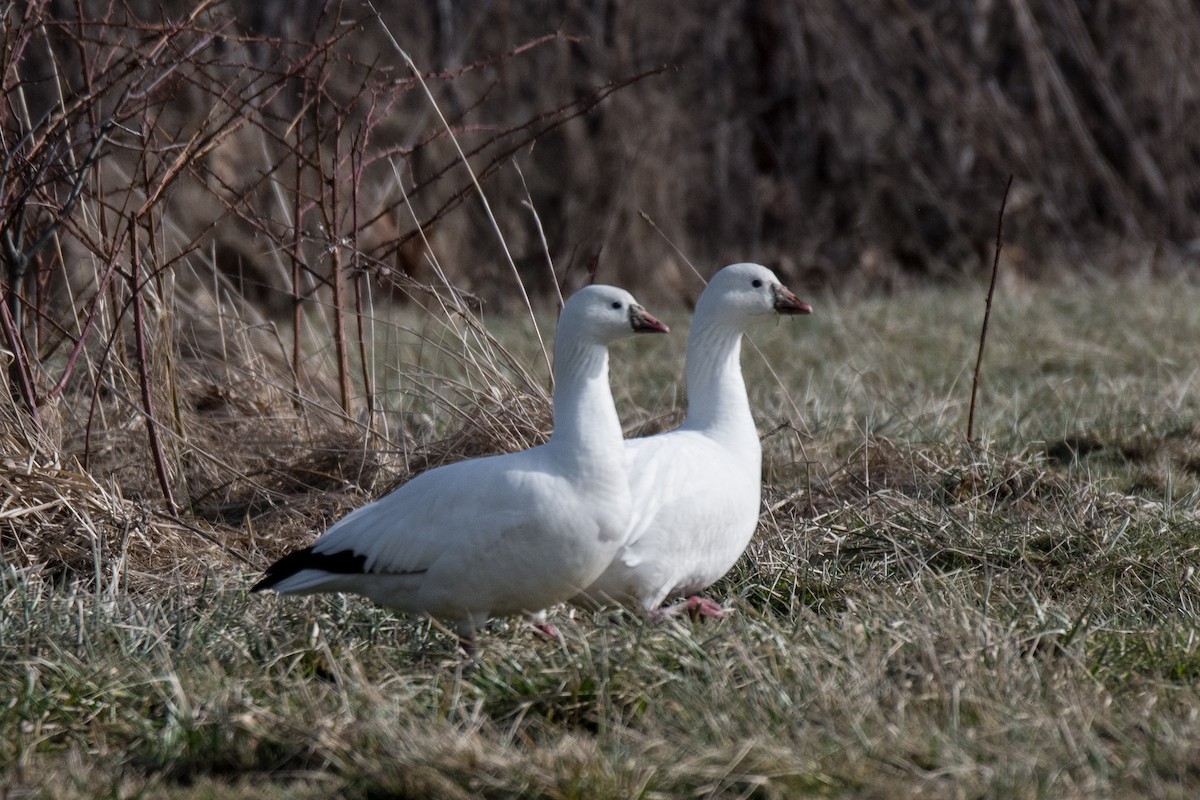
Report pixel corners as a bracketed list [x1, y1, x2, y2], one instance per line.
[967, 175, 1013, 446]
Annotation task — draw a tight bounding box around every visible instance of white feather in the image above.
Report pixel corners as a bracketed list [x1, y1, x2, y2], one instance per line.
[576, 263, 811, 612]
[255, 285, 668, 638]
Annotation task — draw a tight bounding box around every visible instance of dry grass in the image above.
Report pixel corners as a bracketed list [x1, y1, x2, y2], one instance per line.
[4, 5, 1200, 797]
[3, 274, 1200, 798]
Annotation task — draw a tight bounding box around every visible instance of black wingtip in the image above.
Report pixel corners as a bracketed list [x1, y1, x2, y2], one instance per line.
[250, 546, 368, 592]
[249, 571, 282, 593]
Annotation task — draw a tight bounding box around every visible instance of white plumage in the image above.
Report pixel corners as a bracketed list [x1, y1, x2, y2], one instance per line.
[253, 285, 668, 644]
[574, 263, 812, 615]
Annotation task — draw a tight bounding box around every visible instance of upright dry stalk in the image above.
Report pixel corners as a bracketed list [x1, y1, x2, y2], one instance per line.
[0, 287, 39, 431]
[351, 133, 375, 427]
[967, 175, 1014, 446]
[290, 118, 305, 413]
[371, 5, 552, 378]
[326, 115, 354, 418]
[128, 215, 177, 513]
[45, 254, 122, 400]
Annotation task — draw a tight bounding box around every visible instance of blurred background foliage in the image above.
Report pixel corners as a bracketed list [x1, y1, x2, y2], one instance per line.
[5, 0, 1196, 316]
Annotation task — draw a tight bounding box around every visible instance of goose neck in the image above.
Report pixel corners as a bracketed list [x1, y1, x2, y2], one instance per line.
[681, 319, 756, 439]
[548, 336, 622, 458]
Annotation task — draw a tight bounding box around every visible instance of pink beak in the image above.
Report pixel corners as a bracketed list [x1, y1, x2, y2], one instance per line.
[630, 305, 670, 333]
[773, 285, 813, 315]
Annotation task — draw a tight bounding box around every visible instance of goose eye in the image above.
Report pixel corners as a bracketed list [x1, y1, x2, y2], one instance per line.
[751, 279, 763, 288]
[611, 301, 622, 309]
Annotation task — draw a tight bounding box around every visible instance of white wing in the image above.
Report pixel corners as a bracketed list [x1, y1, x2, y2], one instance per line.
[583, 429, 760, 609]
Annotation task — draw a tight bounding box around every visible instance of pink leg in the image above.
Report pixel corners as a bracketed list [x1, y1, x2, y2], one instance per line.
[526, 611, 562, 640]
[683, 595, 729, 621]
[533, 621, 561, 639]
[455, 615, 487, 657]
[652, 595, 729, 621]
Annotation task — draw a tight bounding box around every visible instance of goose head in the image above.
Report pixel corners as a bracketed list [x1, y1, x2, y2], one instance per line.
[561, 285, 670, 344]
[696, 263, 813, 324]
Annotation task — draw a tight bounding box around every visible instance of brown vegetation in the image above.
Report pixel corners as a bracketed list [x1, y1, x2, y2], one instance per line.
[1, 0, 1193, 506]
[3, 5, 1200, 794]
[5, 2, 1198, 319]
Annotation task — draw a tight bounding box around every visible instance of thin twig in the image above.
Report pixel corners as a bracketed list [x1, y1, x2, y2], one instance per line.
[0, 284, 40, 431]
[43, 251, 123, 400]
[374, 66, 664, 268]
[3, 93, 118, 334]
[967, 174, 1014, 446]
[637, 210, 706, 285]
[370, 2, 552, 377]
[128, 215, 177, 513]
[513, 157, 563, 311]
[351, 130, 375, 429]
[327, 118, 353, 419]
[290, 115, 306, 415]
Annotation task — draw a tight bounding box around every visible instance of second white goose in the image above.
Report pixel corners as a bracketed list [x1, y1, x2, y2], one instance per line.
[574, 263, 812, 617]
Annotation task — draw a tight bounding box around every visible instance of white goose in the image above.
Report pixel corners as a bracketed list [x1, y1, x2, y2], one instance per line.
[574, 263, 811, 617]
[253, 285, 669, 648]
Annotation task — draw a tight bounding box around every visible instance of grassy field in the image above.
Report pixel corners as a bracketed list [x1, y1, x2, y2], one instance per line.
[3, 273, 1200, 799]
